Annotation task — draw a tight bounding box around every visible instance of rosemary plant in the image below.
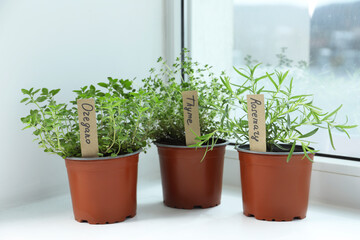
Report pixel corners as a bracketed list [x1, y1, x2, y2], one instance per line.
[194, 64, 357, 161]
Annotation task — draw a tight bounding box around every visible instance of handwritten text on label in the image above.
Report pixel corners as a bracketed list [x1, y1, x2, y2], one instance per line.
[80, 103, 94, 144]
[249, 97, 261, 142]
[247, 94, 266, 152]
[77, 99, 99, 157]
[184, 95, 196, 125]
[182, 91, 201, 146]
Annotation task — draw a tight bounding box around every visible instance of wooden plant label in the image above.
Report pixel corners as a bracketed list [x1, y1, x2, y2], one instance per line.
[247, 94, 266, 152]
[77, 99, 99, 157]
[182, 90, 201, 146]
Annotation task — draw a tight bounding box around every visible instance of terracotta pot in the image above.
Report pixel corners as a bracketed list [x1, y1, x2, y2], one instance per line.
[156, 141, 228, 209]
[237, 145, 314, 221]
[65, 151, 140, 224]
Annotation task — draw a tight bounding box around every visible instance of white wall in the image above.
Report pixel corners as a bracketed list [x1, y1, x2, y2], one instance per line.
[0, 0, 164, 210]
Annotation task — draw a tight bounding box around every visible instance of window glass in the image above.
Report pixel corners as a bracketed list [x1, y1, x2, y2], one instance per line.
[233, 0, 360, 157]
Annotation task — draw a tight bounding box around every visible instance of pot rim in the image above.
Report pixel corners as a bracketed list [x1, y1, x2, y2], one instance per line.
[235, 144, 315, 155]
[154, 139, 229, 149]
[65, 149, 142, 161]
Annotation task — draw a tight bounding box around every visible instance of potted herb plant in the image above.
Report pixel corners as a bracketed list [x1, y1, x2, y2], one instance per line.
[141, 50, 231, 209]
[195, 64, 357, 221]
[20, 78, 153, 224]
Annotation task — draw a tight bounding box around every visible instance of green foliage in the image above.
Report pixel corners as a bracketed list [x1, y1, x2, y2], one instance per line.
[20, 78, 154, 158]
[141, 49, 232, 145]
[244, 47, 308, 70]
[194, 64, 357, 161]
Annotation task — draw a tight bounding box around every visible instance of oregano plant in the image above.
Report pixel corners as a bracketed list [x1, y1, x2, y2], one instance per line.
[21, 77, 154, 158]
[21, 88, 78, 157]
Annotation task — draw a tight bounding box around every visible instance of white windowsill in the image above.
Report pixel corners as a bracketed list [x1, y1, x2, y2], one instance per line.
[1, 183, 360, 240]
[1, 147, 360, 239]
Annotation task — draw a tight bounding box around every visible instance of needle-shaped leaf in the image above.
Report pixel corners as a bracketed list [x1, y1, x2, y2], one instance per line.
[266, 72, 278, 90]
[299, 128, 319, 139]
[286, 141, 296, 162]
[233, 66, 250, 79]
[322, 104, 342, 121]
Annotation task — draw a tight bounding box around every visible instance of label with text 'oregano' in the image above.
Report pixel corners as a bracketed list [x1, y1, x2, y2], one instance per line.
[247, 94, 266, 152]
[77, 99, 99, 157]
[182, 90, 201, 146]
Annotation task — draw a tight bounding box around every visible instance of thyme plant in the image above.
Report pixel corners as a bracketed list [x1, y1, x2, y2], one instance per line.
[195, 64, 357, 161]
[142, 50, 232, 145]
[21, 77, 154, 158]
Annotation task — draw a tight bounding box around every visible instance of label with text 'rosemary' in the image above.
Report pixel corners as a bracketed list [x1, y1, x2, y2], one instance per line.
[182, 90, 201, 146]
[77, 99, 99, 157]
[247, 94, 266, 152]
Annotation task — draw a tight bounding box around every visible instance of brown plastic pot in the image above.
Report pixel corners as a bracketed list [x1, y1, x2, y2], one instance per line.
[65, 150, 140, 224]
[155, 141, 228, 209]
[237, 145, 314, 221]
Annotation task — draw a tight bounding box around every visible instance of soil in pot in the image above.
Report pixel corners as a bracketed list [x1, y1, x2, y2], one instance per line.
[65, 151, 139, 224]
[156, 140, 228, 209]
[237, 145, 314, 221]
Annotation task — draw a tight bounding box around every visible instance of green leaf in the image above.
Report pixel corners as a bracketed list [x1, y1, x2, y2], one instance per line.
[286, 141, 296, 162]
[20, 116, 29, 123]
[20, 98, 29, 103]
[36, 96, 47, 102]
[274, 143, 288, 151]
[286, 113, 290, 129]
[21, 125, 32, 130]
[256, 86, 265, 94]
[279, 70, 289, 85]
[322, 105, 342, 121]
[290, 94, 312, 100]
[299, 128, 319, 139]
[21, 89, 29, 95]
[254, 74, 269, 82]
[289, 77, 294, 93]
[335, 126, 350, 138]
[328, 124, 335, 150]
[41, 88, 49, 95]
[33, 129, 41, 136]
[266, 72, 278, 90]
[220, 76, 233, 95]
[50, 89, 60, 96]
[238, 86, 251, 95]
[98, 82, 108, 88]
[233, 130, 242, 141]
[121, 79, 133, 90]
[196, 132, 212, 140]
[312, 111, 321, 124]
[221, 104, 229, 126]
[249, 63, 262, 75]
[233, 67, 249, 79]
[335, 124, 357, 129]
[301, 143, 314, 162]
